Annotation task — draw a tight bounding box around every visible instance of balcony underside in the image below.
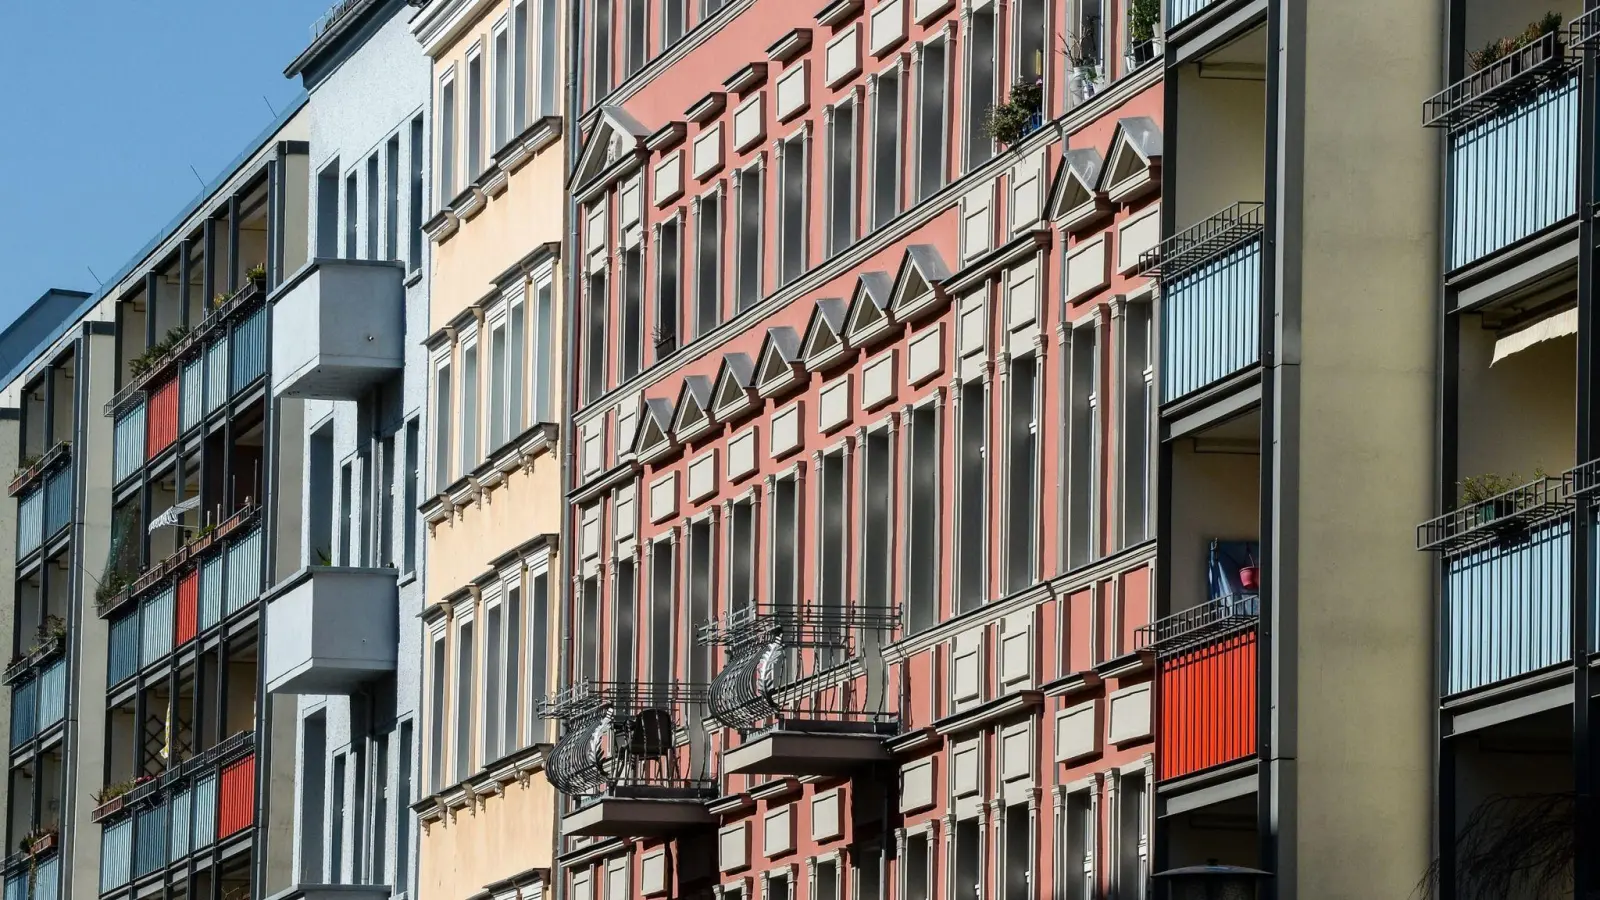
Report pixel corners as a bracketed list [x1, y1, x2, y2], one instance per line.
[270, 259, 405, 400]
[561, 794, 715, 838]
[264, 567, 398, 695]
[724, 723, 895, 776]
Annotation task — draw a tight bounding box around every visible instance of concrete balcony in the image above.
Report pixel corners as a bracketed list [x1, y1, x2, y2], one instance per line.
[263, 566, 398, 695]
[270, 259, 405, 400]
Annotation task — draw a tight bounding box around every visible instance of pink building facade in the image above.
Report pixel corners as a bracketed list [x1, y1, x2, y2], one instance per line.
[558, 2, 1167, 899]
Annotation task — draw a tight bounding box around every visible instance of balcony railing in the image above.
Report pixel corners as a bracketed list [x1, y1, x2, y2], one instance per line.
[1138, 202, 1264, 404]
[103, 280, 266, 421]
[9, 658, 66, 748]
[699, 602, 899, 733]
[541, 680, 716, 799]
[1422, 31, 1577, 270]
[15, 465, 72, 559]
[1157, 630, 1257, 781]
[9, 441, 69, 498]
[1168, 0, 1219, 30]
[5, 851, 61, 900]
[1135, 594, 1258, 656]
[99, 504, 260, 619]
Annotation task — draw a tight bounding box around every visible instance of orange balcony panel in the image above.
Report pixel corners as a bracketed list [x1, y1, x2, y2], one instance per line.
[176, 569, 199, 645]
[146, 377, 179, 458]
[1157, 631, 1256, 781]
[218, 752, 256, 838]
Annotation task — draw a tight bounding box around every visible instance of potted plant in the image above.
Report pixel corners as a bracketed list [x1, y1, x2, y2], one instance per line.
[1459, 471, 1535, 526]
[652, 325, 677, 358]
[21, 826, 57, 857]
[983, 80, 1045, 147]
[91, 780, 138, 821]
[1467, 12, 1562, 93]
[1060, 30, 1101, 104]
[1127, 0, 1161, 69]
[245, 264, 267, 289]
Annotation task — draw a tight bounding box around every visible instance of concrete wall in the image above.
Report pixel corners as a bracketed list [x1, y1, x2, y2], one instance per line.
[1173, 52, 1267, 227]
[1455, 317, 1575, 487]
[1169, 432, 1260, 615]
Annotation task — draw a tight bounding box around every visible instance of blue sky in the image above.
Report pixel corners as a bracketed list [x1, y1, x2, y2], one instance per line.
[0, 0, 335, 328]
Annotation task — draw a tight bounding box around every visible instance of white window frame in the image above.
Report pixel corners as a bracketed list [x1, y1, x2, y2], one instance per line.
[425, 621, 448, 793]
[451, 598, 478, 784]
[530, 266, 556, 425]
[734, 159, 765, 313]
[954, 369, 988, 614]
[914, 36, 949, 202]
[646, 532, 678, 689]
[767, 463, 805, 612]
[437, 66, 460, 204]
[826, 97, 859, 257]
[479, 582, 507, 765]
[492, 16, 513, 152]
[902, 393, 942, 634]
[1118, 295, 1154, 547]
[1004, 347, 1041, 594]
[430, 347, 454, 492]
[777, 127, 810, 286]
[962, 4, 998, 171]
[523, 548, 554, 745]
[858, 421, 895, 616]
[485, 306, 510, 452]
[457, 323, 481, 478]
[869, 64, 903, 230]
[465, 42, 487, 179]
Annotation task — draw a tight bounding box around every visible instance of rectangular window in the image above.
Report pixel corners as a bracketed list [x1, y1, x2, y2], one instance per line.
[378, 434, 395, 567]
[359, 447, 374, 566]
[816, 859, 839, 900]
[467, 51, 485, 177]
[621, 245, 644, 379]
[317, 159, 340, 258]
[917, 39, 948, 201]
[504, 585, 522, 748]
[1068, 324, 1099, 569]
[339, 461, 354, 566]
[385, 135, 400, 261]
[828, 101, 858, 256]
[728, 497, 757, 616]
[494, 24, 511, 150]
[345, 173, 359, 259]
[366, 153, 380, 259]
[585, 272, 608, 399]
[484, 601, 504, 763]
[453, 621, 476, 784]
[351, 743, 366, 884]
[409, 117, 424, 271]
[513, 1, 530, 132]
[433, 361, 452, 489]
[528, 566, 551, 724]
[769, 871, 790, 900]
[533, 278, 555, 422]
[1121, 301, 1153, 546]
[957, 379, 987, 612]
[580, 575, 601, 680]
[614, 558, 637, 682]
[428, 635, 446, 791]
[687, 519, 714, 686]
[509, 298, 527, 437]
[955, 819, 982, 900]
[779, 134, 807, 285]
[627, 0, 648, 75]
[649, 540, 675, 686]
[461, 339, 480, 473]
[906, 832, 931, 900]
[439, 77, 458, 200]
[695, 192, 723, 337]
[1016, 0, 1047, 83]
[370, 734, 389, 883]
[590, 0, 612, 104]
[1066, 791, 1094, 900]
[396, 722, 413, 892]
[1119, 772, 1149, 900]
[771, 474, 800, 610]
[736, 166, 763, 312]
[538, 0, 558, 116]
[1007, 355, 1038, 593]
[862, 429, 892, 608]
[1079, 0, 1104, 70]
[331, 753, 347, 881]
[489, 320, 508, 450]
[309, 423, 334, 566]
[1003, 802, 1031, 900]
[403, 420, 419, 571]
[818, 450, 847, 634]
[655, 219, 682, 358]
[664, 0, 686, 46]
[872, 71, 901, 229]
[299, 713, 327, 882]
[966, 8, 996, 169]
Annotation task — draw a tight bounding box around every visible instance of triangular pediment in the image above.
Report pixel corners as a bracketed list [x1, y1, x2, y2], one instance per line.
[671, 375, 716, 442]
[800, 297, 850, 369]
[574, 105, 652, 192]
[712, 353, 758, 420]
[843, 272, 895, 346]
[1049, 148, 1112, 231]
[1101, 117, 1163, 203]
[755, 326, 804, 397]
[889, 245, 955, 321]
[631, 397, 677, 459]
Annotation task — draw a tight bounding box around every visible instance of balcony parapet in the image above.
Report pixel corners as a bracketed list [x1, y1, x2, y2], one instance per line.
[96, 730, 255, 828]
[9, 441, 70, 499]
[1423, 30, 1572, 130]
[1135, 594, 1258, 657]
[3, 628, 65, 687]
[103, 278, 265, 420]
[97, 502, 260, 619]
[1137, 202, 1263, 283]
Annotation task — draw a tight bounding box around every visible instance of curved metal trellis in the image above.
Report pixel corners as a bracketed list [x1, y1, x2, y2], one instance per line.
[540, 680, 714, 798]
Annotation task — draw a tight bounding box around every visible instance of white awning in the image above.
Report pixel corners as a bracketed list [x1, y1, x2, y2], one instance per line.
[1492, 307, 1578, 366]
[148, 496, 201, 533]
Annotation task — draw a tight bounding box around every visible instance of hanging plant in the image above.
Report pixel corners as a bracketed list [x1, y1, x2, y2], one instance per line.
[983, 80, 1045, 146]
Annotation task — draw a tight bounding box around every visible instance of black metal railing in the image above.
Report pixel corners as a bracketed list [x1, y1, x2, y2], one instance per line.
[1135, 594, 1258, 656]
[539, 681, 715, 799]
[1417, 469, 1576, 554]
[1423, 30, 1572, 130]
[1137, 202, 1265, 282]
[698, 602, 899, 732]
[1573, 7, 1600, 48]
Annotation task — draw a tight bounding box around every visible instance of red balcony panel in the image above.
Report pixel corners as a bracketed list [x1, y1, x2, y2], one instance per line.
[176, 570, 198, 645]
[146, 377, 179, 458]
[1157, 631, 1257, 781]
[218, 752, 256, 837]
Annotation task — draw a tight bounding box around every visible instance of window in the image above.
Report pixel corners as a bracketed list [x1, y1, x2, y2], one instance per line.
[1003, 802, 1031, 900]
[461, 338, 480, 472]
[966, 7, 997, 169]
[318, 159, 340, 258]
[857, 848, 882, 900]
[378, 434, 395, 567]
[917, 39, 948, 200]
[428, 632, 446, 791]
[590, 0, 612, 104]
[906, 402, 939, 632]
[828, 101, 858, 255]
[385, 135, 400, 261]
[871, 71, 901, 229]
[655, 218, 682, 358]
[403, 420, 419, 571]
[1016, 0, 1047, 84]
[489, 319, 508, 449]
[648, 539, 675, 686]
[513, 1, 530, 133]
[695, 191, 723, 337]
[728, 497, 757, 616]
[331, 752, 347, 881]
[439, 75, 458, 200]
[508, 297, 527, 438]
[454, 619, 476, 783]
[736, 165, 763, 312]
[528, 561, 552, 727]
[626, 0, 648, 75]
[309, 423, 334, 565]
[614, 557, 637, 681]
[779, 134, 808, 284]
[484, 600, 504, 763]
[580, 575, 601, 680]
[409, 117, 424, 271]
[366, 153, 380, 259]
[957, 378, 987, 612]
[1007, 355, 1038, 593]
[816, 859, 840, 900]
[467, 50, 485, 177]
[954, 819, 981, 900]
[687, 518, 714, 686]
[533, 277, 555, 422]
[1117, 772, 1149, 899]
[664, 0, 686, 46]
[771, 473, 800, 610]
[862, 429, 892, 606]
[1068, 324, 1099, 569]
[359, 446, 374, 565]
[503, 583, 522, 749]
[1066, 791, 1094, 900]
[299, 713, 327, 883]
[345, 173, 359, 259]
[370, 734, 389, 883]
[621, 245, 644, 379]
[433, 360, 452, 489]
[703, 0, 725, 14]
[396, 721, 413, 893]
[585, 271, 608, 399]
[339, 461, 354, 565]
[817, 450, 848, 642]
[1121, 301, 1153, 545]
[905, 832, 932, 900]
[1078, 0, 1104, 71]
[769, 869, 791, 900]
[494, 23, 511, 150]
[538, 0, 559, 116]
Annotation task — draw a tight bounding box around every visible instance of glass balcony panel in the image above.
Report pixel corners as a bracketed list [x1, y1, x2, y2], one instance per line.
[36, 658, 65, 730]
[1445, 515, 1572, 695]
[113, 401, 145, 483]
[43, 468, 70, 538]
[224, 529, 263, 617]
[5, 870, 26, 900]
[200, 555, 223, 630]
[140, 587, 175, 668]
[1449, 71, 1577, 269]
[1163, 237, 1262, 403]
[100, 817, 132, 892]
[192, 773, 217, 849]
[133, 800, 169, 877]
[9, 678, 36, 747]
[1168, 0, 1219, 28]
[108, 613, 140, 687]
[32, 855, 59, 900]
[16, 488, 42, 557]
[169, 785, 191, 862]
[230, 307, 267, 394]
[180, 358, 203, 432]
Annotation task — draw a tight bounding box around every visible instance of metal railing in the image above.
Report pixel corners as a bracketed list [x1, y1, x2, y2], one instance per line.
[1443, 513, 1572, 695]
[103, 281, 264, 420]
[698, 602, 899, 732]
[1137, 201, 1264, 282]
[1417, 469, 1575, 554]
[1168, 0, 1220, 29]
[8, 440, 70, 498]
[1135, 594, 1259, 656]
[540, 681, 716, 799]
[1423, 31, 1570, 130]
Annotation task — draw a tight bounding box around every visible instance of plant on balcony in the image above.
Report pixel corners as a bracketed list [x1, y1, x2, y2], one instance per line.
[11, 453, 41, 482]
[18, 826, 56, 857]
[1468, 12, 1562, 71]
[1127, 0, 1161, 67]
[651, 325, 677, 356]
[1459, 467, 1549, 525]
[245, 263, 266, 283]
[1058, 30, 1101, 103]
[94, 568, 134, 607]
[983, 80, 1045, 147]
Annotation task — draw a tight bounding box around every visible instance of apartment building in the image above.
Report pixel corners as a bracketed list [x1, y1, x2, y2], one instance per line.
[268, 2, 433, 899]
[408, 0, 567, 899]
[556, 4, 1170, 900]
[1414, 0, 1599, 897]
